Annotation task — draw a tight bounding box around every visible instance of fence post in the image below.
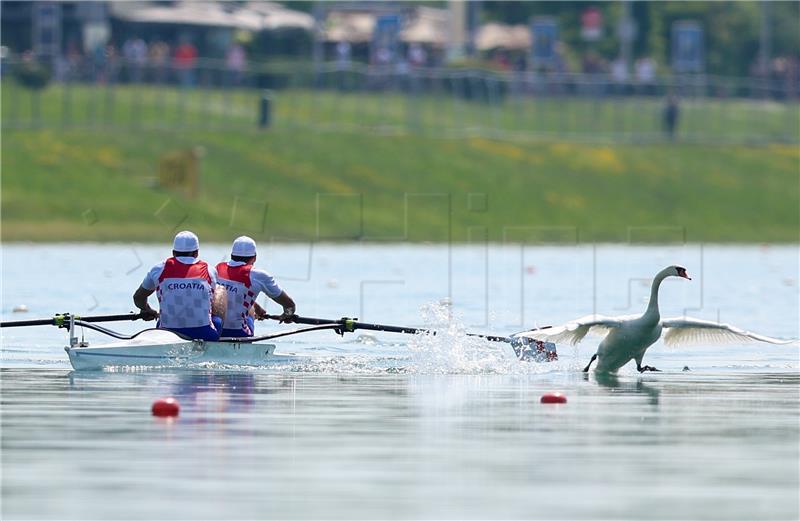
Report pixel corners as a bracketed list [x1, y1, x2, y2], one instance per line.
[406, 70, 421, 133]
[62, 79, 71, 127]
[131, 78, 141, 129]
[259, 89, 272, 129]
[31, 90, 41, 128]
[104, 82, 115, 127]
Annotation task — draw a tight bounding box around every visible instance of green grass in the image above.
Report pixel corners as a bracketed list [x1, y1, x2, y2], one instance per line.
[4, 82, 799, 143]
[2, 82, 798, 243]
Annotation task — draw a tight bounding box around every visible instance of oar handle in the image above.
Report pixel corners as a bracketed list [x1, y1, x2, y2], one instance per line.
[1, 312, 144, 328]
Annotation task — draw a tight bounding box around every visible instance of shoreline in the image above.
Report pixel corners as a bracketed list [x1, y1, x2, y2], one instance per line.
[2, 240, 798, 246]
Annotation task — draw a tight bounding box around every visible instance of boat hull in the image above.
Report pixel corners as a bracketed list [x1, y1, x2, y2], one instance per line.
[65, 329, 287, 370]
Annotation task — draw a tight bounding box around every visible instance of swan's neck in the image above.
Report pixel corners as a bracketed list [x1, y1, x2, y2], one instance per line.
[644, 270, 670, 320]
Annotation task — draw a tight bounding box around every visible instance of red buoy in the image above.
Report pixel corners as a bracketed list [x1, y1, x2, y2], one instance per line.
[540, 392, 567, 404]
[152, 397, 180, 417]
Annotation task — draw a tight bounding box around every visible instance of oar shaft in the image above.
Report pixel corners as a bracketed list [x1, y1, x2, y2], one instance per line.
[222, 323, 345, 343]
[473, 334, 512, 343]
[289, 316, 425, 335]
[1, 313, 143, 328]
[0, 318, 57, 328]
[282, 315, 511, 343]
[78, 313, 144, 324]
[353, 323, 423, 335]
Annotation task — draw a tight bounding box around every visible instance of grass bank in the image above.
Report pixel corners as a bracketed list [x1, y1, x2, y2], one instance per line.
[2, 126, 797, 243]
[4, 82, 799, 143]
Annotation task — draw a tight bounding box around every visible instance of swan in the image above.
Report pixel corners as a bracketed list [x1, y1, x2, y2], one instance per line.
[515, 265, 794, 373]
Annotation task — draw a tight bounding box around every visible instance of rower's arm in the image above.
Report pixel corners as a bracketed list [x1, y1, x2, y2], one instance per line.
[271, 291, 296, 322]
[133, 286, 159, 321]
[212, 284, 227, 321]
[252, 301, 268, 320]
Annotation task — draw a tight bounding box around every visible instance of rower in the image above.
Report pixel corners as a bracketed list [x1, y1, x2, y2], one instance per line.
[216, 236, 297, 338]
[133, 230, 227, 341]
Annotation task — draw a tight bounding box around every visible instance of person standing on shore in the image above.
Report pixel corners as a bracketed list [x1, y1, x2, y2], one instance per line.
[133, 230, 226, 340]
[663, 94, 680, 141]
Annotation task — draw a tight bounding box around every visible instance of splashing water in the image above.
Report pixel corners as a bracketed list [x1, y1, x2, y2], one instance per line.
[406, 302, 561, 375]
[266, 302, 575, 375]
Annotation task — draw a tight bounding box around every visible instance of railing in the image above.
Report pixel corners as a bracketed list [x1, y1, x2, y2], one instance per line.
[3, 57, 798, 144]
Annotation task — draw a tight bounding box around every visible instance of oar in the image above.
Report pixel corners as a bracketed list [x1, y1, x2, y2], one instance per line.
[1, 312, 144, 328]
[269, 315, 515, 343]
[221, 324, 347, 343]
[73, 320, 343, 342]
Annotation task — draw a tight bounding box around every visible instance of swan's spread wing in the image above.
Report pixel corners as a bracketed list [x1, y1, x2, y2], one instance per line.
[661, 317, 795, 346]
[515, 315, 624, 346]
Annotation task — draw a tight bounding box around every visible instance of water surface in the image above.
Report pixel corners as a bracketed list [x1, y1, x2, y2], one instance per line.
[2, 244, 798, 519]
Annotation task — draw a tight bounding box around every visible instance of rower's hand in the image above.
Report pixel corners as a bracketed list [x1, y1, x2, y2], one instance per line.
[254, 307, 269, 321]
[140, 308, 159, 321]
[276, 307, 296, 323]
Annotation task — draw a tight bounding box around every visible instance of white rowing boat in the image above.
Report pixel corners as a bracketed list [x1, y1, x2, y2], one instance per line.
[65, 329, 297, 371]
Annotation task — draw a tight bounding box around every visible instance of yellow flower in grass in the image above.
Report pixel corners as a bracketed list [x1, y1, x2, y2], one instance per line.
[95, 147, 121, 168]
[587, 147, 624, 175]
[545, 191, 586, 210]
[469, 137, 526, 161]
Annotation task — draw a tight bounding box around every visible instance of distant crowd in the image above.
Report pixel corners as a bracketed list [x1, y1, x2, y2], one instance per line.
[5, 34, 799, 100]
[27, 37, 250, 88]
[486, 45, 800, 99]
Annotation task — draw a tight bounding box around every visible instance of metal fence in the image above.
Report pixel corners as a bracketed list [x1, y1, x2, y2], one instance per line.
[3, 58, 798, 144]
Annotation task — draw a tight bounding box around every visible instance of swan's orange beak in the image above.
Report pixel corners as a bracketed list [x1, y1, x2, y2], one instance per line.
[677, 267, 691, 280]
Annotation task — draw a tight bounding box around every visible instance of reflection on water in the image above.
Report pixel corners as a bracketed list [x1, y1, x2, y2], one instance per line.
[591, 371, 661, 406]
[171, 372, 257, 414]
[3, 369, 798, 520]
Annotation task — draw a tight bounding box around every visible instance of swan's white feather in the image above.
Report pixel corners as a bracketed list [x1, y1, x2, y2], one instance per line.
[515, 315, 625, 346]
[661, 317, 795, 346]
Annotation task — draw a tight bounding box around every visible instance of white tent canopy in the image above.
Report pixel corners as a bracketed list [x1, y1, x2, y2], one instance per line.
[321, 11, 375, 43]
[475, 23, 531, 51]
[321, 6, 450, 46]
[110, 1, 313, 31]
[401, 7, 449, 46]
[243, 1, 314, 31]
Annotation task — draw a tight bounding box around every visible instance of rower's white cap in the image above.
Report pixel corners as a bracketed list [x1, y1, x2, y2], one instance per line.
[231, 236, 257, 257]
[173, 230, 199, 252]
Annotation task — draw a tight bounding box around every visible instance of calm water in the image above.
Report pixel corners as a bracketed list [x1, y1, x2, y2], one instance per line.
[2, 244, 799, 520]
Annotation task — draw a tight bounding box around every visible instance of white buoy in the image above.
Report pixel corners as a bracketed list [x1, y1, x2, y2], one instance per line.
[12, 304, 28, 313]
[326, 279, 339, 288]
